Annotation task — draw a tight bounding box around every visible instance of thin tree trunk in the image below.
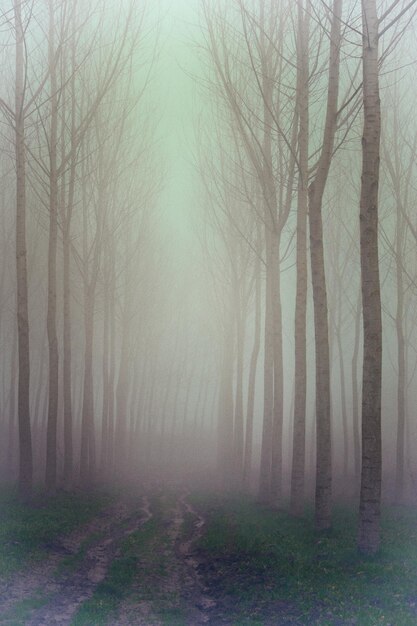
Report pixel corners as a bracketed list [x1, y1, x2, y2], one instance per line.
[358, 0, 382, 555]
[45, 0, 59, 491]
[101, 275, 110, 473]
[80, 293, 95, 484]
[62, 26, 77, 487]
[14, 0, 32, 497]
[233, 281, 245, 485]
[352, 288, 362, 488]
[336, 320, 349, 479]
[395, 230, 406, 499]
[290, 0, 309, 516]
[217, 308, 234, 487]
[115, 298, 131, 477]
[243, 232, 261, 489]
[258, 226, 274, 502]
[107, 258, 116, 475]
[271, 231, 284, 500]
[8, 326, 18, 480]
[308, 0, 342, 531]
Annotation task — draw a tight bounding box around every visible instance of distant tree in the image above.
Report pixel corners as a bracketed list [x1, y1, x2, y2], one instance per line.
[11, 0, 33, 497]
[307, 0, 343, 531]
[290, 0, 309, 517]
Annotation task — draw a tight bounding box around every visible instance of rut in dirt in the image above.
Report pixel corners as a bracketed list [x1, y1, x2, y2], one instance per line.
[177, 490, 217, 618]
[115, 488, 218, 626]
[1, 494, 152, 626]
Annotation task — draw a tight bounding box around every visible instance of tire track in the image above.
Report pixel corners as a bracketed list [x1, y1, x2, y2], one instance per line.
[0, 500, 123, 619]
[177, 489, 217, 624]
[1, 494, 152, 626]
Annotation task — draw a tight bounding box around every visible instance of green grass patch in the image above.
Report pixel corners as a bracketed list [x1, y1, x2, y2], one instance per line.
[0, 487, 111, 579]
[192, 493, 417, 625]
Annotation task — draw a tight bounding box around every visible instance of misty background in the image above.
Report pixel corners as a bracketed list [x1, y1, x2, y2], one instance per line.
[0, 0, 416, 522]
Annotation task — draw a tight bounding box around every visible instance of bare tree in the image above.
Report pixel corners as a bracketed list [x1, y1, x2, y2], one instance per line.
[307, 0, 343, 531]
[357, 0, 382, 555]
[13, 0, 33, 497]
[290, 0, 309, 516]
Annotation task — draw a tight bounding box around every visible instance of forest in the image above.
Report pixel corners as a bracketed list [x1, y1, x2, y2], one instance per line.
[1, 0, 417, 624]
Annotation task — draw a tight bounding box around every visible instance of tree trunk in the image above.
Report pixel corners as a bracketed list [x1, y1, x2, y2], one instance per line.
[358, 0, 382, 556]
[14, 0, 32, 498]
[80, 293, 95, 485]
[45, 0, 59, 491]
[336, 320, 349, 480]
[101, 276, 110, 473]
[243, 232, 261, 489]
[308, 0, 342, 531]
[258, 226, 274, 502]
[233, 281, 245, 485]
[115, 304, 130, 478]
[217, 308, 235, 487]
[395, 231, 406, 500]
[107, 258, 116, 476]
[8, 326, 18, 480]
[62, 29, 77, 487]
[352, 289, 362, 488]
[290, 0, 309, 516]
[271, 231, 284, 501]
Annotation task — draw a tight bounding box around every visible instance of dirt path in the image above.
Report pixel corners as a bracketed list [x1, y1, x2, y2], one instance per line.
[115, 488, 219, 626]
[1, 489, 223, 625]
[177, 490, 217, 622]
[0, 494, 152, 626]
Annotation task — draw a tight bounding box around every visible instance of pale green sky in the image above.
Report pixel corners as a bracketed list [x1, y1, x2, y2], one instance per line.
[154, 0, 202, 249]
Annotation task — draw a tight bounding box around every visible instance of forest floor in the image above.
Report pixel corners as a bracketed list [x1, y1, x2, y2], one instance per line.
[1, 485, 417, 625]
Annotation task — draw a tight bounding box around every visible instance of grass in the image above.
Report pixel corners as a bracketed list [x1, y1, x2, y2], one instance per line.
[0, 486, 111, 580]
[4, 487, 416, 624]
[192, 493, 417, 625]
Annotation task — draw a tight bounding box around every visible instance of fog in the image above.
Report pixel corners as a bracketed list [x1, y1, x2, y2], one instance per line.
[0, 0, 417, 554]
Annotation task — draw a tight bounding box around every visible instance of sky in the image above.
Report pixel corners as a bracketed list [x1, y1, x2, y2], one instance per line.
[152, 0, 202, 251]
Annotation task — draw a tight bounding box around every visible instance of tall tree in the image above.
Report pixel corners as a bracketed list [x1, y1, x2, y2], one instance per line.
[14, 0, 33, 497]
[290, 0, 309, 516]
[308, 0, 342, 531]
[45, 0, 60, 491]
[357, 0, 382, 555]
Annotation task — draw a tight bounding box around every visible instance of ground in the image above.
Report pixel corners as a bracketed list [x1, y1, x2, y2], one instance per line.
[1, 485, 417, 625]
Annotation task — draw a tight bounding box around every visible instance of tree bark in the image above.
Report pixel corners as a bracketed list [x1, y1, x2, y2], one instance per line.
[233, 279, 245, 485]
[62, 24, 78, 487]
[243, 229, 261, 489]
[14, 0, 33, 498]
[80, 293, 95, 484]
[258, 226, 274, 502]
[45, 0, 59, 491]
[308, 0, 342, 531]
[217, 307, 235, 487]
[352, 289, 362, 488]
[271, 231, 284, 500]
[358, 0, 382, 556]
[290, 0, 309, 517]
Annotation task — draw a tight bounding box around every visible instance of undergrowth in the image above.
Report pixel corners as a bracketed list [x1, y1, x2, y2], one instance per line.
[0, 487, 110, 580]
[192, 493, 417, 625]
